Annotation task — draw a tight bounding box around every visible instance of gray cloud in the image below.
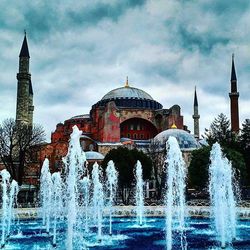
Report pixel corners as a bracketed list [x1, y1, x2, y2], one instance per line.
[0, 0, 147, 41]
[177, 26, 230, 54]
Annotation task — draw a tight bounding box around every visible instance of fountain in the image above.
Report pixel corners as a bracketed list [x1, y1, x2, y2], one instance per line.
[91, 162, 104, 240]
[135, 160, 144, 226]
[51, 172, 63, 246]
[0, 170, 19, 248]
[165, 136, 187, 250]
[81, 176, 90, 233]
[106, 160, 118, 235]
[6, 179, 19, 237]
[40, 158, 52, 233]
[62, 125, 87, 250]
[209, 142, 237, 248]
[0, 170, 10, 248]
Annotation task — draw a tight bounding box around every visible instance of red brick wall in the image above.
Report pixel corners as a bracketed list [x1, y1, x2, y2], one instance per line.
[102, 102, 120, 142]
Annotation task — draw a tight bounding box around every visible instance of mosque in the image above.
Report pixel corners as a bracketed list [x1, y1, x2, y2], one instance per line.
[51, 78, 194, 153]
[14, 34, 239, 185]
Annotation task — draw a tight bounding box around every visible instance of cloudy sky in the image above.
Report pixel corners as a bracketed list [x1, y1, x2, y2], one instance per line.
[0, 0, 249, 141]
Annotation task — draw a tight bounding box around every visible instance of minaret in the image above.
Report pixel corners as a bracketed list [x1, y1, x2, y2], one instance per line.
[192, 86, 200, 139]
[16, 32, 34, 127]
[229, 54, 239, 133]
[28, 79, 34, 126]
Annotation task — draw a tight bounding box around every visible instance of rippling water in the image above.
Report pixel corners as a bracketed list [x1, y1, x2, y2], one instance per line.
[2, 217, 250, 250]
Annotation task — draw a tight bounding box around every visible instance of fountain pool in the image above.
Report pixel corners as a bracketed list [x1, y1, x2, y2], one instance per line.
[3, 216, 250, 249]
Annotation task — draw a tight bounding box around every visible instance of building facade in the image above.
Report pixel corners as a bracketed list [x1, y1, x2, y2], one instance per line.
[50, 79, 185, 157]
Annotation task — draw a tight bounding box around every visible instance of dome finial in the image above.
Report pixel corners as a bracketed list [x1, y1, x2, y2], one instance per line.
[171, 123, 177, 129]
[125, 76, 129, 87]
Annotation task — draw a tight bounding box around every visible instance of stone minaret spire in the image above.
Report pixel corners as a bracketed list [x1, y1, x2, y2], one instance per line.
[192, 86, 200, 139]
[229, 54, 239, 133]
[16, 32, 34, 127]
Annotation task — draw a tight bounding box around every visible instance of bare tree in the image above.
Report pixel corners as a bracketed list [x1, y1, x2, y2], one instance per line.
[0, 118, 46, 185]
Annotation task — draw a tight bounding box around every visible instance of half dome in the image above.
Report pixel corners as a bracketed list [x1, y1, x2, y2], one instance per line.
[85, 151, 104, 160]
[101, 86, 153, 101]
[153, 128, 199, 150]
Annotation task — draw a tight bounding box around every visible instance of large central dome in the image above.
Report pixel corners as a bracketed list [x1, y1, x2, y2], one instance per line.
[92, 81, 162, 110]
[101, 86, 153, 101]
